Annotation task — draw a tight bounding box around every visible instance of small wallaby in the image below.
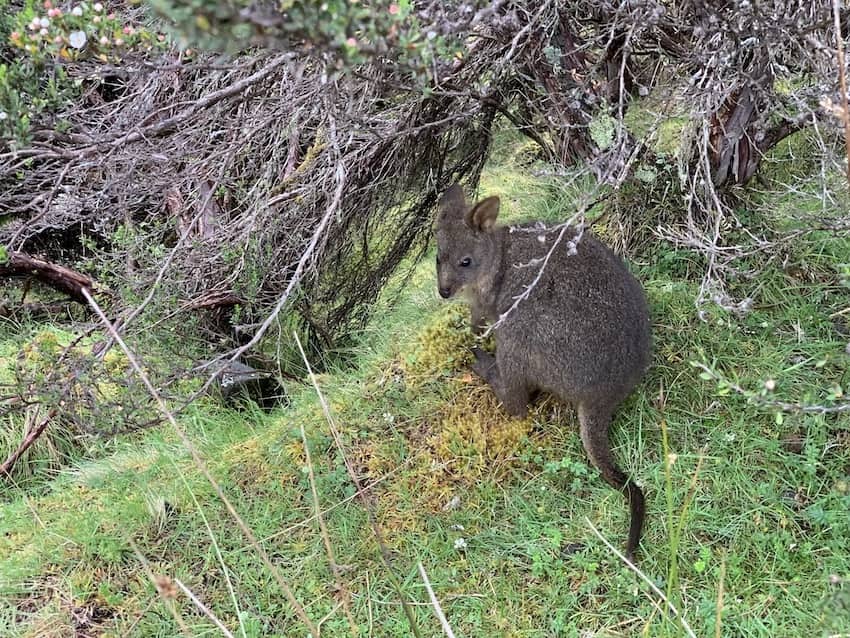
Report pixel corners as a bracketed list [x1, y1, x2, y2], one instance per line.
[435, 184, 651, 559]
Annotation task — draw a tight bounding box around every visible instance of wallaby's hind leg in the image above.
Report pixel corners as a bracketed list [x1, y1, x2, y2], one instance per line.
[578, 403, 645, 561]
[470, 347, 530, 417]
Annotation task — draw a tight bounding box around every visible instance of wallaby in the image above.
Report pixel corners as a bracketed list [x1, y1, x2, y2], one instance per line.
[435, 184, 651, 559]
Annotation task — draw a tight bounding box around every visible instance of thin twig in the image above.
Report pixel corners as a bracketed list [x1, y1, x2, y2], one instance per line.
[0, 408, 57, 477]
[294, 331, 424, 638]
[174, 578, 237, 638]
[76, 54, 294, 157]
[367, 571, 374, 638]
[832, 0, 850, 188]
[715, 553, 726, 638]
[129, 540, 192, 636]
[299, 417, 359, 632]
[178, 468, 248, 638]
[585, 518, 697, 638]
[417, 562, 457, 638]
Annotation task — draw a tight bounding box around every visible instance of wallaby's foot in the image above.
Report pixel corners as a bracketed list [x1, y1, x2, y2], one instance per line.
[470, 348, 530, 418]
[470, 347, 496, 379]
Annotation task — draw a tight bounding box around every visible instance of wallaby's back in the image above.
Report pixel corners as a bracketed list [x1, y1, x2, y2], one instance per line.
[494, 224, 650, 408]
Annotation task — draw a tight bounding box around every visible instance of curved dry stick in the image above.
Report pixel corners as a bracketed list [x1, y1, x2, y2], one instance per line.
[0, 408, 57, 478]
[82, 288, 319, 637]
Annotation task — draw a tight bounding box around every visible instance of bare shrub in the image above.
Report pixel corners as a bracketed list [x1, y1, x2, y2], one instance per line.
[1, 0, 848, 382]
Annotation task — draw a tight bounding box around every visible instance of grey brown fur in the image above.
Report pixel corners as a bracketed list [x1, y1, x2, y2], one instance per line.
[435, 184, 651, 559]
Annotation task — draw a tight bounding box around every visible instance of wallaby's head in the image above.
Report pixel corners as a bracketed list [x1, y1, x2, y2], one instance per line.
[435, 184, 501, 300]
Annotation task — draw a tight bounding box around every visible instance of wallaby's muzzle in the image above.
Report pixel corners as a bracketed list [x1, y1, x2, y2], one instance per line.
[437, 267, 456, 299]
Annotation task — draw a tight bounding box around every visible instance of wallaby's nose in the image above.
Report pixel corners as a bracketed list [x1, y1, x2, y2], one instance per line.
[439, 286, 452, 299]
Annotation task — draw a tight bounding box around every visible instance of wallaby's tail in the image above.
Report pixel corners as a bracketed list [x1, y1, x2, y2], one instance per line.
[578, 403, 645, 561]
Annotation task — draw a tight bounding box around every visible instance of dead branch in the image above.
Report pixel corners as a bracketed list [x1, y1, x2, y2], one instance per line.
[0, 408, 57, 478]
[0, 252, 104, 303]
[0, 300, 79, 321]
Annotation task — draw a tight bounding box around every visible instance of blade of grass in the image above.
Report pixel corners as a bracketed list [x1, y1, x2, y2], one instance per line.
[367, 570, 374, 638]
[294, 331, 423, 638]
[83, 288, 318, 637]
[661, 412, 678, 613]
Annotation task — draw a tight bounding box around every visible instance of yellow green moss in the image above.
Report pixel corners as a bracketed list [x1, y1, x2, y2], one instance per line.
[401, 304, 477, 383]
[429, 390, 533, 477]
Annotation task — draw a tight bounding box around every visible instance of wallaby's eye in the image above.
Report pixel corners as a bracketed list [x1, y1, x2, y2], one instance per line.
[459, 257, 472, 268]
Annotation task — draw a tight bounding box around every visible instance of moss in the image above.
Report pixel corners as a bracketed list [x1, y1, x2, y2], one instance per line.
[430, 393, 533, 470]
[223, 436, 277, 490]
[401, 303, 476, 383]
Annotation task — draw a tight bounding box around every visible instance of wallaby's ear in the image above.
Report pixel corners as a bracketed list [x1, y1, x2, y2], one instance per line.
[465, 196, 500, 232]
[438, 184, 466, 225]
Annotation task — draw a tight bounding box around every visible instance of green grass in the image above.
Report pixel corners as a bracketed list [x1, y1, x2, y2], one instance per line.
[2, 139, 850, 637]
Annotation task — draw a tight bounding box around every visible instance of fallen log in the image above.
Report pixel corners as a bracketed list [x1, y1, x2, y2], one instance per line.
[0, 300, 79, 320]
[0, 251, 103, 303]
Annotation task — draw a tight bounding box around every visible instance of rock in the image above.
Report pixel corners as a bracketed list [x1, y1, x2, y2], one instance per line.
[212, 359, 287, 409]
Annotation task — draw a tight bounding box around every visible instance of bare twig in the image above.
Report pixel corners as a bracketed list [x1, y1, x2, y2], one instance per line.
[174, 578, 237, 638]
[417, 562, 457, 638]
[0, 408, 57, 477]
[585, 518, 697, 638]
[299, 416, 358, 633]
[832, 0, 850, 188]
[715, 553, 726, 638]
[130, 540, 192, 636]
[77, 54, 293, 157]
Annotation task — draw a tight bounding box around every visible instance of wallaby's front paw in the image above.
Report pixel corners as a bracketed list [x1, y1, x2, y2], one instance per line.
[470, 346, 493, 364]
[470, 347, 496, 379]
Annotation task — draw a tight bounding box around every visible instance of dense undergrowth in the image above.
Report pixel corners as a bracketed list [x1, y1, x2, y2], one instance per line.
[1, 134, 850, 637]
